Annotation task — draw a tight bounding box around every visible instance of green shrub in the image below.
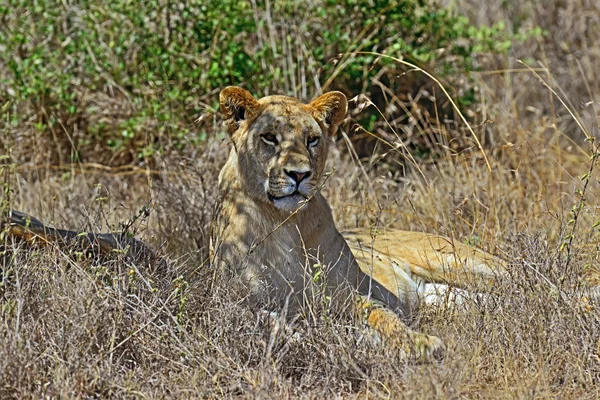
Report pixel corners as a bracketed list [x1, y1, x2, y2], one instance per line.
[0, 0, 529, 165]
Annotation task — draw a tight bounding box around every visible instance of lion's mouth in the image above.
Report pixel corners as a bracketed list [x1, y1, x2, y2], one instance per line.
[267, 191, 308, 202]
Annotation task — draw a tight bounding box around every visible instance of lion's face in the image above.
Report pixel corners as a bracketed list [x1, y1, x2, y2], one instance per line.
[220, 87, 348, 212]
[237, 97, 330, 212]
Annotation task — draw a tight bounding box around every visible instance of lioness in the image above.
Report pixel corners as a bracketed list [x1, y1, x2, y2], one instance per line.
[7, 87, 600, 360]
[4, 87, 509, 359]
[210, 86, 508, 358]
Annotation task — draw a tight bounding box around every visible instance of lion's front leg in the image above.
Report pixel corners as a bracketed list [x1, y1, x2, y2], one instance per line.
[356, 295, 445, 361]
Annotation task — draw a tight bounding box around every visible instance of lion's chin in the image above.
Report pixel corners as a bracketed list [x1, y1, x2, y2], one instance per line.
[268, 192, 309, 212]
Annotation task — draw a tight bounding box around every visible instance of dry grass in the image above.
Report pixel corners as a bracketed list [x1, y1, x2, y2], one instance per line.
[3, 0, 600, 398]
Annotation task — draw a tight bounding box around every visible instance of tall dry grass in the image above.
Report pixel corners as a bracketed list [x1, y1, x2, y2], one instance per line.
[2, 0, 600, 398]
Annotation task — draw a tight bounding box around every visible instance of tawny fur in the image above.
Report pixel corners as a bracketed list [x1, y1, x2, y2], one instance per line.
[210, 86, 510, 358]
[6, 89, 599, 361]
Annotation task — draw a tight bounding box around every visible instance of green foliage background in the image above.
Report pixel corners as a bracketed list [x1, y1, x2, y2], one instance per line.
[1, 0, 524, 165]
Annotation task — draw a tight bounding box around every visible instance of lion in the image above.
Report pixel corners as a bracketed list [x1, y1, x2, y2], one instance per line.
[3, 87, 510, 359]
[209, 86, 509, 359]
[12, 87, 599, 360]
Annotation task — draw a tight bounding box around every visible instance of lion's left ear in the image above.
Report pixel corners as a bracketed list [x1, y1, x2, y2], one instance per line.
[309, 91, 348, 135]
[220, 86, 261, 135]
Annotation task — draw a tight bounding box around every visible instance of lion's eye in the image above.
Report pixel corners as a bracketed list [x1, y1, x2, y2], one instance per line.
[260, 133, 278, 146]
[307, 136, 320, 147]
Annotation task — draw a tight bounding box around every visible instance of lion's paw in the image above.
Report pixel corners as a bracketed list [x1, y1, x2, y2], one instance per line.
[409, 332, 445, 361]
[363, 306, 444, 362]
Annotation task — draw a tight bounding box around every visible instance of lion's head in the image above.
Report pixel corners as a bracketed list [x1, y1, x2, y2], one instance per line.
[220, 87, 347, 212]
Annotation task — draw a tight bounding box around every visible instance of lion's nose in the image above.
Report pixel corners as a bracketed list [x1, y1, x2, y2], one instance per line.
[285, 169, 311, 184]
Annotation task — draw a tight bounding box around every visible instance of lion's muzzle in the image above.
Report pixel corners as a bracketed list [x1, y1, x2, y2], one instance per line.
[285, 169, 311, 184]
[267, 167, 314, 211]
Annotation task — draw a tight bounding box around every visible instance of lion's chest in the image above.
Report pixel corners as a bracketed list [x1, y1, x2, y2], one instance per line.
[212, 193, 356, 312]
[240, 225, 321, 306]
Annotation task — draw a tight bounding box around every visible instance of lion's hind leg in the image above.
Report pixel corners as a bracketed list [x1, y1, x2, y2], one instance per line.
[345, 228, 507, 291]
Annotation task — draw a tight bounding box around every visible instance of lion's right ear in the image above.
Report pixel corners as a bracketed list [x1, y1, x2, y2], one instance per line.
[219, 86, 260, 134]
[309, 91, 348, 135]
